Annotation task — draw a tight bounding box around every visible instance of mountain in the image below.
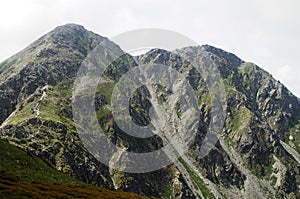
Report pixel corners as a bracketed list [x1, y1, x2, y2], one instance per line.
[0, 24, 299, 199]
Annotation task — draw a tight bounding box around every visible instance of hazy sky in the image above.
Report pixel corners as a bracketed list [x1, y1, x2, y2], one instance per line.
[1, 0, 299, 96]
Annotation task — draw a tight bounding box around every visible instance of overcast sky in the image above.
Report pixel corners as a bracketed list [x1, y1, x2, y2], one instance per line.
[1, 0, 299, 96]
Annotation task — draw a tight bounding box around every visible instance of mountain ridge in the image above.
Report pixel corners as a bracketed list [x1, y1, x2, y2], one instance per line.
[0, 24, 299, 199]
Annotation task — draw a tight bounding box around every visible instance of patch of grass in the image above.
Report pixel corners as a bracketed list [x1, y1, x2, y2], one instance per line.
[231, 106, 252, 132]
[39, 99, 74, 131]
[178, 157, 215, 199]
[263, 156, 275, 180]
[223, 79, 237, 94]
[0, 178, 151, 199]
[198, 93, 211, 106]
[39, 80, 75, 131]
[52, 80, 73, 97]
[96, 106, 111, 122]
[224, 134, 234, 147]
[95, 103, 114, 132]
[6, 102, 36, 125]
[161, 185, 173, 198]
[96, 81, 116, 104]
[0, 139, 77, 184]
[39, 98, 62, 121]
[5, 79, 75, 131]
[248, 155, 273, 181]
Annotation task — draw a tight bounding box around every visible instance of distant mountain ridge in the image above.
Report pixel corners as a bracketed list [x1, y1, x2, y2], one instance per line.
[0, 24, 299, 199]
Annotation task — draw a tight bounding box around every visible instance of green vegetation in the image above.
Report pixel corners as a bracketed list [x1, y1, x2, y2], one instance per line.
[223, 78, 237, 94]
[96, 105, 113, 131]
[176, 110, 182, 119]
[39, 83, 75, 131]
[161, 185, 174, 199]
[96, 81, 116, 104]
[0, 180, 150, 199]
[178, 157, 215, 199]
[262, 156, 275, 180]
[0, 139, 77, 184]
[288, 122, 300, 154]
[224, 134, 234, 147]
[231, 106, 252, 132]
[6, 80, 75, 131]
[5, 102, 36, 125]
[198, 93, 211, 106]
[0, 139, 152, 199]
[96, 106, 107, 121]
[246, 154, 275, 181]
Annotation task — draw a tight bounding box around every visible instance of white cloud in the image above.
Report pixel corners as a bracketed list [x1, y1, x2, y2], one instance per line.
[0, 0, 299, 96]
[273, 65, 300, 97]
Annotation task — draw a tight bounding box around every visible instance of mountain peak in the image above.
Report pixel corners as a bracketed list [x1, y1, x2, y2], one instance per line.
[50, 23, 88, 36]
[143, 48, 172, 57]
[56, 23, 85, 29]
[177, 44, 243, 67]
[45, 23, 104, 49]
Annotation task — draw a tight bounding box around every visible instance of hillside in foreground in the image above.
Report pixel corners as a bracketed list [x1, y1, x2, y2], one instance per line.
[0, 139, 151, 199]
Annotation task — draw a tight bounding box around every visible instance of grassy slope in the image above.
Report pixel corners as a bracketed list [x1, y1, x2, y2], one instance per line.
[0, 139, 77, 184]
[0, 180, 148, 199]
[0, 139, 151, 199]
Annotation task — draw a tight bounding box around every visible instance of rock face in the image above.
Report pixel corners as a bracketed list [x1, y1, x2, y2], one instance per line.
[0, 24, 300, 199]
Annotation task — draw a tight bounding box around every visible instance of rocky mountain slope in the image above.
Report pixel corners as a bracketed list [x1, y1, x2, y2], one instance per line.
[0, 24, 299, 198]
